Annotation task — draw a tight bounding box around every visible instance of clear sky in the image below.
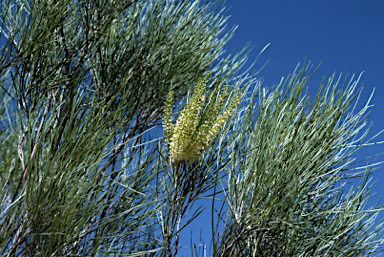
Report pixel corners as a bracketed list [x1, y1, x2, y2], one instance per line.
[223, 1, 384, 200]
[179, 1, 384, 255]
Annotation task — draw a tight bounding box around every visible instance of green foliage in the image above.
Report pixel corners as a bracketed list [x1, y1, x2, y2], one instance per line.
[0, 0, 383, 256]
[217, 64, 384, 256]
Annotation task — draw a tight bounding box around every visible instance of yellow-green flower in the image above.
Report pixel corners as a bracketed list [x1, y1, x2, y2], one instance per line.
[163, 77, 241, 166]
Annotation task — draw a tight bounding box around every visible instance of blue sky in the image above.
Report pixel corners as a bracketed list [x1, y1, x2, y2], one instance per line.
[178, 1, 384, 255]
[222, 0, 384, 201]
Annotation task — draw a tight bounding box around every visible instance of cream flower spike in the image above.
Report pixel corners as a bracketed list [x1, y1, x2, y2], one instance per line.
[163, 77, 241, 167]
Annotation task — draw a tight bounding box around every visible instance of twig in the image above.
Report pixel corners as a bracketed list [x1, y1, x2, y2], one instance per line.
[31, 92, 51, 160]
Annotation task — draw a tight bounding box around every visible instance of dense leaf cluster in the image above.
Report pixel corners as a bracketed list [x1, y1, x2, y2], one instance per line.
[0, 0, 383, 256]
